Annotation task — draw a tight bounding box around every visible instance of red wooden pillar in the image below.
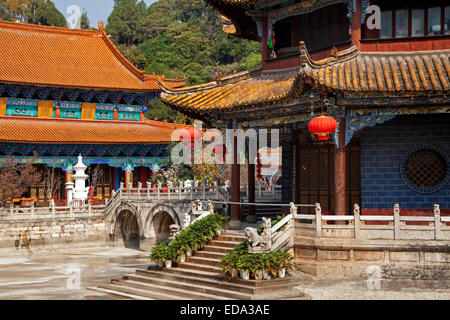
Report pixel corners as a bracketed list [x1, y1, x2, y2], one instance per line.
[230, 135, 241, 230]
[261, 17, 269, 68]
[140, 166, 147, 188]
[351, 0, 362, 48]
[247, 163, 256, 223]
[334, 117, 346, 218]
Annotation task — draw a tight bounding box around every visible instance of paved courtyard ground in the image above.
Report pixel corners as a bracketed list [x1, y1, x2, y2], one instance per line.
[0, 246, 150, 300]
[0, 246, 448, 300]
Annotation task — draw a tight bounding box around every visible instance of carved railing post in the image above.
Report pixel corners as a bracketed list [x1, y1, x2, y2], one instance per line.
[138, 182, 142, 200]
[88, 202, 92, 215]
[434, 204, 442, 240]
[315, 203, 322, 238]
[69, 201, 73, 217]
[30, 202, 35, 216]
[157, 182, 161, 201]
[202, 179, 206, 200]
[51, 201, 55, 217]
[215, 180, 219, 201]
[354, 204, 361, 239]
[179, 180, 182, 200]
[394, 203, 400, 240]
[289, 202, 297, 216]
[146, 184, 150, 201]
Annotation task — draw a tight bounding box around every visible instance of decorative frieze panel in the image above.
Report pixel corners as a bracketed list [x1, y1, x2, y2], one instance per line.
[0, 143, 168, 158]
[345, 106, 450, 146]
[0, 155, 168, 170]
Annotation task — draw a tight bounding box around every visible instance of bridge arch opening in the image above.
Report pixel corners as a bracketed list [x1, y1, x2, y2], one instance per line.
[113, 209, 140, 249]
[150, 211, 175, 242]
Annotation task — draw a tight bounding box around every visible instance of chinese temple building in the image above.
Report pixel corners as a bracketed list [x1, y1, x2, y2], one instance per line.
[162, 0, 450, 229]
[0, 20, 186, 205]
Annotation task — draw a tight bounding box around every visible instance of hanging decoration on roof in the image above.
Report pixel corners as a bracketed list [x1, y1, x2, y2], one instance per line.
[308, 116, 338, 141]
[181, 127, 202, 147]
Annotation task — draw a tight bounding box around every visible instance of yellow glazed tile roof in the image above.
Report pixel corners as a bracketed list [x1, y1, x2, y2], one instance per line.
[299, 42, 450, 94]
[0, 116, 188, 144]
[0, 21, 185, 92]
[161, 43, 450, 116]
[161, 67, 301, 113]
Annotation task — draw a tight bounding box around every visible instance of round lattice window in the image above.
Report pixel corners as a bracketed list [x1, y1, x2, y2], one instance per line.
[401, 146, 450, 193]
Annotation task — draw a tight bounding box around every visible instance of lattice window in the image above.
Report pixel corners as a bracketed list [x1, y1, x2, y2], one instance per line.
[405, 150, 447, 188]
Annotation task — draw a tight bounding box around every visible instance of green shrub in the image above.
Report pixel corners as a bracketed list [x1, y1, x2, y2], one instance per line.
[150, 213, 229, 263]
[220, 240, 297, 278]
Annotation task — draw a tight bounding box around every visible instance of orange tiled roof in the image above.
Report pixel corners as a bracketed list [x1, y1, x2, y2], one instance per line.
[161, 44, 450, 117]
[0, 21, 186, 92]
[161, 67, 301, 115]
[0, 116, 187, 144]
[220, 15, 237, 35]
[299, 42, 450, 94]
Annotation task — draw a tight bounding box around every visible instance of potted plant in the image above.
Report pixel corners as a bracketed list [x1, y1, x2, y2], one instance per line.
[163, 246, 177, 268]
[150, 240, 169, 267]
[249, 254, 264, 280]
[237, 255, 251, 280]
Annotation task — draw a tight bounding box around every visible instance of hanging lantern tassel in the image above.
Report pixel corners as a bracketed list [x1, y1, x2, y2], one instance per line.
[308, 116, 338, 141]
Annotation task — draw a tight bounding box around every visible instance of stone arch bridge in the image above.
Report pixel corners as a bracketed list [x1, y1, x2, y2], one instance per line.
[104, 184, 228, 250]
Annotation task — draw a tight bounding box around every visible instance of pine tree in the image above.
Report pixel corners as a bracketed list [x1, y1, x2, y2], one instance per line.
[79, 9, 89, 29]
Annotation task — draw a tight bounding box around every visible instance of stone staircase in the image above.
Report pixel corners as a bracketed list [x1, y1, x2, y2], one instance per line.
[89, 231, 307, 300]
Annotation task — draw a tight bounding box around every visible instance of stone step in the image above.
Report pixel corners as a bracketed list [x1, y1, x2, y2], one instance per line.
[194, 251, 227, 259]
[208, 240, 239, 248]
[187, 256, 221, 267]
[162, 266, 222, 281]
[217, 234, 247, 242]
[124, 273, 247, 299]
[202, 245, 234, 254]
[137, 269, 301, 295]
[87, 286, 150, 300]
[114, 279, 231, 300]
[94, 283, 187, 300]
[177, 261, 222, 273]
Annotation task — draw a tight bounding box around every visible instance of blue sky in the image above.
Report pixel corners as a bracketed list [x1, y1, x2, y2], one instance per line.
[54, 0, 157, 28]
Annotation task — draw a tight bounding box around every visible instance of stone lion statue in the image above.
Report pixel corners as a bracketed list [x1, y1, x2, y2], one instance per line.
[245, 217, 272, 253]
[245, 227, 261, 248]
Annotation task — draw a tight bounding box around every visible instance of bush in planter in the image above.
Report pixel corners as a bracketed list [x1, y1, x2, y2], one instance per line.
[220, 240, 297, 280]
[150, 240, 170, 264]
[150, 213, 229, 264]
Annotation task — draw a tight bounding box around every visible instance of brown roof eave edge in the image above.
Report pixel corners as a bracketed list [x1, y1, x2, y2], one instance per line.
[0, 79, 160, 93]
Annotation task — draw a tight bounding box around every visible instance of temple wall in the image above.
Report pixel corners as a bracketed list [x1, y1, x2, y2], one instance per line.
[360, 114, 450, 210]
[0, 214, 108, 251]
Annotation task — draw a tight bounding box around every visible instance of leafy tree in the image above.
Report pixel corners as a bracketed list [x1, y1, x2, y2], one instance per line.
[79, 9, 89, 29]
[1, 0, 30, 21]
[0, 0, 14, 21]
[107, 0, 262, 123]
[0, 164, 41, 207]
[145, 99, 188, 124]
[106, 0, 147, 46]
[25, 0, 66, 27]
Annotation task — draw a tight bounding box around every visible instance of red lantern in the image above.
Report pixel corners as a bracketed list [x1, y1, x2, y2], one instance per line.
[181, 127, 202, 146]
[89, 186, 94, 204]
[213, 144, 227, 162]
[308, 116, 337, 141]
[213, 144, 226, 155]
